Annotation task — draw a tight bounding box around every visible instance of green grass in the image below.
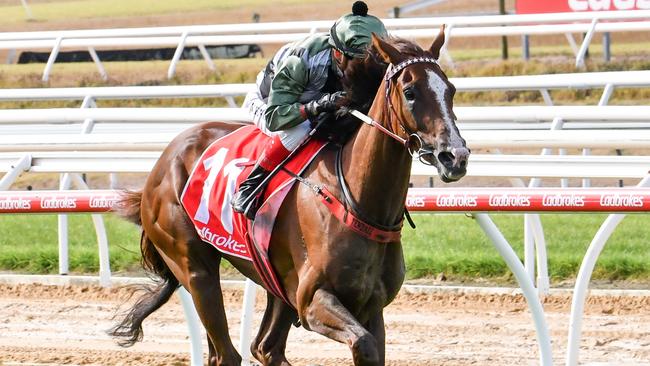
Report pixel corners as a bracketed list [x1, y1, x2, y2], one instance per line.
[401, 213, 650, 282]
[1, 212, 648, 283]
[0, 213, 141, 274]
[2, 0, 315, 23]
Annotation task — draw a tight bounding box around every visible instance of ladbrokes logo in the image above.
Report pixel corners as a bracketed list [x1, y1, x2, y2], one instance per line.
[436, 194, 478, 207]
[600, 194, 644, 208]
[0, 197, 31, 210]
[89, 196, 117, 209]
[198, 226, 247, 255]
[542, 194, 585, 207]
[569, 0, 650, 11]
[40, 196, 77, 209]
[488, 194, 531, 207]
[406, 196, 425, 208]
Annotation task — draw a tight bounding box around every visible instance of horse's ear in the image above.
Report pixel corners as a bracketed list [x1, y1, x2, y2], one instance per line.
[371, 33, 405, 65]
[429, 24, 446, 60]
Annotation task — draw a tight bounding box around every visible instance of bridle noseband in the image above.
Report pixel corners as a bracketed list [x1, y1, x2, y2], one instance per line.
[350, 56, 441, 166]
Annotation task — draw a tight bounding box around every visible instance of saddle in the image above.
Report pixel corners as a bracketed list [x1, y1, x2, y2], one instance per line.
[180, 125, 328, 303]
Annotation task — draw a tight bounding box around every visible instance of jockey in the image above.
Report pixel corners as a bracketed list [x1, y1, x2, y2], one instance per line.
[232, 1, 387, 219]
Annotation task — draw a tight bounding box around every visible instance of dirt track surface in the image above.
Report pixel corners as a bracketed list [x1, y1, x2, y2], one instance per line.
[0, 283, 649, 365]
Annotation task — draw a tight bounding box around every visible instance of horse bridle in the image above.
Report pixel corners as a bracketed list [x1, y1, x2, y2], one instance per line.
[349, 56, 440, 166]
[328, 57, 442, 234]
[289, 57, 442, 239]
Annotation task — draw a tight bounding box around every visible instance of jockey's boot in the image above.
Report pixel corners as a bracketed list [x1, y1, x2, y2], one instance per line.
[231, 163, 270, 220]
[232, 135, 290, 220]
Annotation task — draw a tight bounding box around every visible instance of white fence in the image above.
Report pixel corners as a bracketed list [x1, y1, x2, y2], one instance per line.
[2, 183, 649, 366]
[1, 67, 649, 292]
[1, 70, 650, 108]
[3, 10, 650, 80]
[1, 72, 649, 365]
[2, 105, 650, 123]
[1, 103, 649, 287]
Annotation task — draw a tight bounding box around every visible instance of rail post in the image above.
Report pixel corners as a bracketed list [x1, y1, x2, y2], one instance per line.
[565, 174, 650, 366]
[474, 214, 553, 366]
[20, 0, 33, 20]
[499, 0, 508, 60]
[239, 279, 258, 365]
[522, 35, 530, 60]
[168, 31, 189, 79]
[0, 155, 31, 190]
[87, 47, 108, 81]
[603, 32, 611, 62]
[178, 287, 205, 366]
[576, 18, 599, 68]
[197, 44, 217, 72]
[42, 36, 63, 82]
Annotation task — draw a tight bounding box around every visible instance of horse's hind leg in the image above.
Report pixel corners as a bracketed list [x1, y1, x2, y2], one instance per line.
[251, 292, 296, 366]
[183, 244, 242, 366]
[143, 210, 241, 365]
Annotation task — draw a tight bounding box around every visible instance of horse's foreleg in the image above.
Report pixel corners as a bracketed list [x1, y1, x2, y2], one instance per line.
[302, 288, 380, 366]
[251, 292, 295, 366]
[365, 311, 386, 365]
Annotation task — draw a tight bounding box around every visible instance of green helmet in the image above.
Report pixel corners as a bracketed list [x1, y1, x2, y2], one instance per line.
[329, 1, 388, 58]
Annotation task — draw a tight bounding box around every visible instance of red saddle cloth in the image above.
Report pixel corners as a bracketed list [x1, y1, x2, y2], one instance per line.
[181, 125, 327, 303]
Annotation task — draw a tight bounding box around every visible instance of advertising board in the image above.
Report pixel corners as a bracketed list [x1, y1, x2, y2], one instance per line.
[516, 0, 650, 13]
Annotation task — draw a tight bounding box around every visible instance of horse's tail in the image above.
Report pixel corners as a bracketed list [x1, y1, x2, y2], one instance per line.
[109, 190, 179, 347]
[116, 190, 143, 226]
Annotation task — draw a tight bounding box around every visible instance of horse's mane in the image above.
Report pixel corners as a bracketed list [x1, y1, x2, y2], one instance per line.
[317, 36, 427, 143]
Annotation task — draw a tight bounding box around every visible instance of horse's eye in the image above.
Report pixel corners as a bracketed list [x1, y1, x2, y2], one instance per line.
[403, 88, 415, 101]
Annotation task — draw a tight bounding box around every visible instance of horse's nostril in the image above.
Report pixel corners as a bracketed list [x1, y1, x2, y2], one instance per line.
[438, 151, 454, 168]
[459, 159, 467, 169]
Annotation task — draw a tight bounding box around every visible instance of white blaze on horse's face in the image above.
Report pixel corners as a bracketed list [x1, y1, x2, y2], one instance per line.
[425, 69, 463, 149]
[422, 68, 469, 182]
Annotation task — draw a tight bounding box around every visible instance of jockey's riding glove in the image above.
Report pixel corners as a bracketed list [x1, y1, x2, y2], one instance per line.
[309, 111, 335, 128]
[302, 91, 347, 121]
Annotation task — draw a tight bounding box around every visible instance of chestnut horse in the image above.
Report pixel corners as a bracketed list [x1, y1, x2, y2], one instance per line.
[111, 30, 469, 366]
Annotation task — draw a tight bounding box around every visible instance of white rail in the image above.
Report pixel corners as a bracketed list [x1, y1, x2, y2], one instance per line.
[3, 152, 649, 180]
[2, 129, 650, 152]
[2, 21, 648, 51]
[1, 97, 649, 366]
[0, 84, 254, 101]
[0, 107, 250, 123]
[0, 70, 649, 105]
[3, 10, 649, 79]
[1, 106, 650, 124]
[1, 10, 649, 41]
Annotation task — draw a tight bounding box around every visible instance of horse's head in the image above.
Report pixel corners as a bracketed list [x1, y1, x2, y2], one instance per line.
[371, 27, 469, 182]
